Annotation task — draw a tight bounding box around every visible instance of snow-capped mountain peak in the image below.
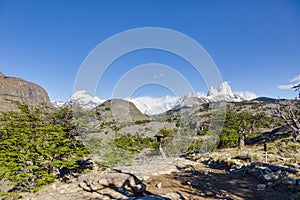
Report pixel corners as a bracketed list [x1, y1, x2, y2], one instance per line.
[218, 82, 234, 96]
[175, 82, 257, 109]
[207, 81, 234, 97]
[65, 90, 105, 110]
[207, 86, 219, 96]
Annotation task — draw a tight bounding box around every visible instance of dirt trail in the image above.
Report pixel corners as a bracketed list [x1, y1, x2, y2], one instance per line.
[117, 157, 295, 200]
[22, 158, 298, 200]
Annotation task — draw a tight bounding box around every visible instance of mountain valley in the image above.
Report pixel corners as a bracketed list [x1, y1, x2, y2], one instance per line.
[0, 73, 299, 200]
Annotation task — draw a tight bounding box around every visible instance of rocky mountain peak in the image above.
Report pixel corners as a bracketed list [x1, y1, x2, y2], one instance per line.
[0, 72, 52, 111]
[218, 81, 234, 96]
[0, 71, 6, 78]
[65, 90, 105, 110]
[207, 86, 219, 96]
[207, 82, 234, 97]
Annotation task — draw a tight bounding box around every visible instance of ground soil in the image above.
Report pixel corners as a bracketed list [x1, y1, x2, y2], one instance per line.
[143, 162, 297, 200]
[21, 158, 299, 200]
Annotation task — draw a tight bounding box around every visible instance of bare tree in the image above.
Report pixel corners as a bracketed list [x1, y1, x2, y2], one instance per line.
[275, 100, 300, 141]
[292, 83, 300, 99]
[292, 83, 300, 91]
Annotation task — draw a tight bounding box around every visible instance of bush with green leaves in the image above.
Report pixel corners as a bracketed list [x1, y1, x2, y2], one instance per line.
[113, 134, 157, 152]
[0, 103, 88, 193]
[218, 110, 273, 148]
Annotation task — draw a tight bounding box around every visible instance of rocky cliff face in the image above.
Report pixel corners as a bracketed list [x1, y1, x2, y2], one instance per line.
[0, 72, 52, 111]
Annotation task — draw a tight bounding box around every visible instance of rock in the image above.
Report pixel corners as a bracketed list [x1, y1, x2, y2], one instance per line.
[133, 195, 171, 200]
[281, 178, 295, 185]
[134, 182, 146, 193]
[156, 182, 162, 188]
[51, 183, 56, 190]
[263, 172, 279, 181]
[240, 151, 249, 160]
[78, 182, 92, 192]
[164, 192, 185, 200]
[257, 184, 266, 190]
[267, 182, 273, 187]
[0, 72, 52, 111]
[264, 173, 273, 181]
[142, 175, 150, 181]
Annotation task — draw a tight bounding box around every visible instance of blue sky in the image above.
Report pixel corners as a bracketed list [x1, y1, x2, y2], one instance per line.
[0, 0, 300, 101]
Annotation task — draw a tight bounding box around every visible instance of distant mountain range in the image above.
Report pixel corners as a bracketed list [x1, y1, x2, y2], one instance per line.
[55, 82, 257, 115]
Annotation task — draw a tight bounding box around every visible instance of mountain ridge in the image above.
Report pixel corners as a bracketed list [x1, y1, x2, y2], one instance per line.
[56, 82, 257, 115]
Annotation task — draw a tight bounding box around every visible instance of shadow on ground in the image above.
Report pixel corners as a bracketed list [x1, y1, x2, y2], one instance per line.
[144, 163, 297, 200]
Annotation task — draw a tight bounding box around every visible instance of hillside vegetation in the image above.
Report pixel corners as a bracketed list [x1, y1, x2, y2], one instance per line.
[1, 98, 300, 199]
[0, 102, 88, 197]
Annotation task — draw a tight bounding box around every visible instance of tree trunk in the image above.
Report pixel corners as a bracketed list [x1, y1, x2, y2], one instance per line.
[238, 135, 245, 149]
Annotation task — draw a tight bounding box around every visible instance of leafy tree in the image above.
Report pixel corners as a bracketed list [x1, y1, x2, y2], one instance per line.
[218, 110, 271, 149]
[0, 103, 88, 193]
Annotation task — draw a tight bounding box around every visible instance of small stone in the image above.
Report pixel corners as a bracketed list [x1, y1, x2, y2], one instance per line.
[257, 184, 266, 190]
[281, 178, 295, 185]
[51, 183, 56, 190]
[142, 175, 150, 181]
[78, 182, 92, 192]
[264, 173, 273, 181]
[200, 192, 206, 196]
[134, 183, 146, 193]
[156, 182, 162, 188]
[267, 182, 273, 186]
[164, 192, 185, 200]
[59, 189, 65, 194]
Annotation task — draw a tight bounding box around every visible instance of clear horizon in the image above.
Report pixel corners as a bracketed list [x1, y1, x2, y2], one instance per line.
[0, 0, 300, 101]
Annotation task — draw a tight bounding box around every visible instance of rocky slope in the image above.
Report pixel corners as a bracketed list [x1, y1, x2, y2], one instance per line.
[96, 99, 150, 123]
[0, 72, 52, 111]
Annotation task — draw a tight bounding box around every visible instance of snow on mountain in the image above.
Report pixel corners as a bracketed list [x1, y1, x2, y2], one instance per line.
[125, 96, 178, 115]
[65, 90, 105, 110]
[235, 91, 257, 100]
[55, 83, 257, 115]
[207, 86, 219, 96]
[52, 100, 65, 108]
[218, 82, 234, 96]
[176, 82, 257, 109]
[207, 82, 234, 97]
